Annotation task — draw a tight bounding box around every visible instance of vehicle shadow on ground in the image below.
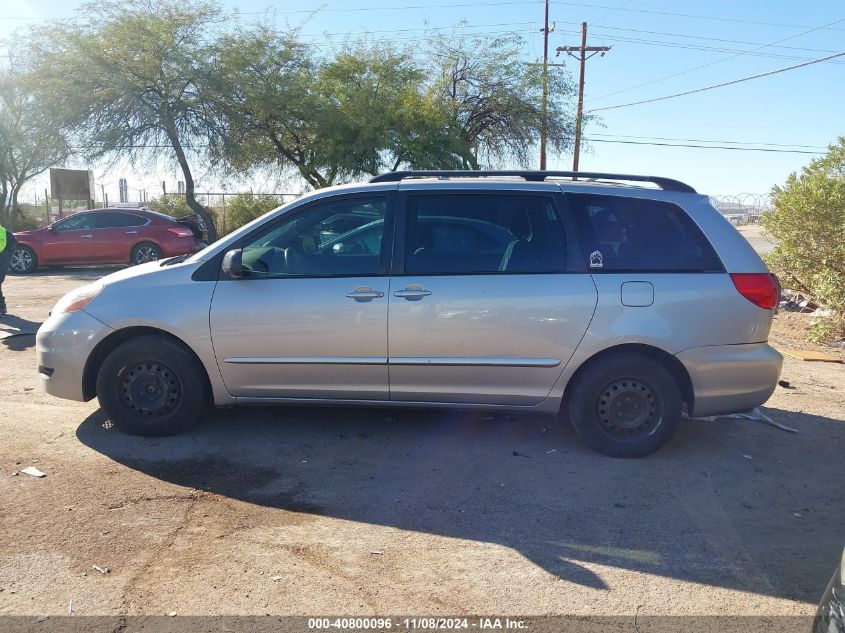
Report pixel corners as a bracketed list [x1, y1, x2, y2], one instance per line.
[0, 314, 42, 351]
[77, 404, 843, 602]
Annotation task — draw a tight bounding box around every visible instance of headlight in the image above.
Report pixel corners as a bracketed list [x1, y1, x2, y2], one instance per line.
[52, 283, 103, 314]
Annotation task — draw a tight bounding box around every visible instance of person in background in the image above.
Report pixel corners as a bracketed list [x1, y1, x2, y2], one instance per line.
[0, 222, 16, 316]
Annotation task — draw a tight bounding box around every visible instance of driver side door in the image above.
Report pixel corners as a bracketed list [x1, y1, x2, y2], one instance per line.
[209, 193, 393, 400]
[40, 213, 97, 264]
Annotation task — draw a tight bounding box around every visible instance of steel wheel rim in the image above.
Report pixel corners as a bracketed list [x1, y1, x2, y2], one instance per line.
[596, 377, 663, 438]
[10, 249, 32, 272]
[121, 362, 182, 417]
[135, 246, 159, 263]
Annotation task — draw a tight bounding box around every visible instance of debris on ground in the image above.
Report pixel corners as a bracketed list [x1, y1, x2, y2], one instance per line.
[546, 449, 557, 454]
[694, 407, 799, 434]
[742, 454, 754, 460]
[779, 290, 819, 314]
[370, 550, 384, 555]
[778, 348, 843, 363]
[167, 612, 177, 617]
[793, 512, 803, 518]
[271, 576, 283, 581]
[512, 450, 531, 458]
[778, 380, 793, 389]
[21, 466, 46, 478]
[92, 565, 110, 574]
[36, 615, 48, 622]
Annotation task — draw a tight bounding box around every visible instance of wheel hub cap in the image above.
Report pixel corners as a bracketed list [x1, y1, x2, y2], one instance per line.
[122, 363, 181, 416]
[597, 378, 660, 436]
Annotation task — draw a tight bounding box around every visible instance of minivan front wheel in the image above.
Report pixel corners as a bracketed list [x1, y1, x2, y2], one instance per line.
[566, 352, 682, 458]
[96, 335, 205, 436]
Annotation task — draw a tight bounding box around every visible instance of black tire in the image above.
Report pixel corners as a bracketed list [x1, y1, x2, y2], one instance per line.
[130, 242, 163, 265]
[96, 335, 205, 436]
[566, 352, 682, 458]
[9, 245, 38, 274]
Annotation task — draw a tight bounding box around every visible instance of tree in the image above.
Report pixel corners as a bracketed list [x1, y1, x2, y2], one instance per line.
[29, 0, 222, 240]
[210, 33, 442, 187]
[765, 138, 845, 342]
[223, 194, 279, 233]
[425, 31, 577, 169]
[211, 30, 577, 187]
[0, 58, 71, 227]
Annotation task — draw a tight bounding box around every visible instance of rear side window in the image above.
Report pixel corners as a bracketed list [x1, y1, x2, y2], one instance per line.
[404, 193, 567, 274]
[567, 194, 723, 272]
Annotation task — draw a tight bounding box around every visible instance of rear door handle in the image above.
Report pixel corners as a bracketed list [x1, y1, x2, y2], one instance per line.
[346, 286, 385, 302]
[126, 231, 138, 235]
[80, 234, 93, 238]
[394, 284, 432, 300]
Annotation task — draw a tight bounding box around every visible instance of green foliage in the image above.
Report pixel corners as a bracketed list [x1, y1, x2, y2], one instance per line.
[0, 55, 71, 224]
[765, 137, 845, 342]
[222, 195, 279, 233]
[210, 28, 577, 187]
[425, 30, 576, 169]
[148, 195, 192, 218]
[27, 0, 222, 240]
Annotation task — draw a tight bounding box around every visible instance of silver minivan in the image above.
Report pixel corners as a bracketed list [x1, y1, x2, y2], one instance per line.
[36, 171, 782, 457]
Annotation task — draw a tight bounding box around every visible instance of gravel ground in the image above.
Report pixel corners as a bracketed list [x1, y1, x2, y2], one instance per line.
[0, 268, 843, 619]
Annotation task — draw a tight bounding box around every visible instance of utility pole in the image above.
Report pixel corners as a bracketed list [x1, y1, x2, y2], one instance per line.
[557, 22, 610, 172]
[539, 0, 550, 170]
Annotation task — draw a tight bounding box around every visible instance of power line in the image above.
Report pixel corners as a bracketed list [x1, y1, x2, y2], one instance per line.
[577, 33, 845, 66]
[590, 15, 845, 102]
[546, 2, 845, 31]
[588, 49, 845, 112]
[583, 138, 823, 154]
[586, 24, 841, 55]
[297, 21, 538, 38]
[588, 133, 828, 149]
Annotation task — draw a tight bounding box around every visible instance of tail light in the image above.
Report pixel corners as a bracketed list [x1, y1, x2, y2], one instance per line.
[730, 273, 779, 310]
[168, 227, 194, 238]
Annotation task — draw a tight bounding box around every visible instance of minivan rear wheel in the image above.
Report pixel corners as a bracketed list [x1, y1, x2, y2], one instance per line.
[96, 335, 205, 436]
[566, 352, 682, 458]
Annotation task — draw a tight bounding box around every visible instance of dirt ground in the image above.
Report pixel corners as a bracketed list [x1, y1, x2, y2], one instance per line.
[0, 268, 843, 620]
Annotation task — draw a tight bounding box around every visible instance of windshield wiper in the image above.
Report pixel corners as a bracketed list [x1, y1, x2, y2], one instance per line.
[159, 254, 191, 267]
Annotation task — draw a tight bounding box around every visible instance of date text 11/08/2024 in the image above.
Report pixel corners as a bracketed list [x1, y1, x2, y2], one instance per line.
[307, 618, 528, 630]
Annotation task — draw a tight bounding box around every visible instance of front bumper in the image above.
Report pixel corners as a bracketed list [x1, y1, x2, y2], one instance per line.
[36, 310, 113, 402]
[676, 342, 782, 418]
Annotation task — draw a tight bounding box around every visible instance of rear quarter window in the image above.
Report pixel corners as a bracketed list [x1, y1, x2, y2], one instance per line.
[567, 193, 723, 272]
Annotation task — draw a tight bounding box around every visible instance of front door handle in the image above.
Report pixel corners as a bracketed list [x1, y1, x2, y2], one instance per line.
[394, 284, 432, 300]
[126, 231, 138, 235]
[80, 234, 93, 238]
[346, 286, 385, 302]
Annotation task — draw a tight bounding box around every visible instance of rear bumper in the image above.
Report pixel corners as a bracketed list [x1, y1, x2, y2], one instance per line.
[36, 310, 113, 402]
[676, 342, 782, 418]
[159, 237, 201, 257]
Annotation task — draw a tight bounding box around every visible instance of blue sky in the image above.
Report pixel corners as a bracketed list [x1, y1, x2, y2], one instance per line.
[3, 0, 844, 200]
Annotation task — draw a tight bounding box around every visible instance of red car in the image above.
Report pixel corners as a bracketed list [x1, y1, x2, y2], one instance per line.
[11, 209, 201, 274]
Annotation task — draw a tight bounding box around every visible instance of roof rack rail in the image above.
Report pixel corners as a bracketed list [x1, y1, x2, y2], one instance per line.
[369, 170, 696, 193]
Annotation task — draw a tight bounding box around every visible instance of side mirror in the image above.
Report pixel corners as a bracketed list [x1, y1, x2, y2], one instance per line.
[50, 225, 59, 234]
[221, 249, 243, 279]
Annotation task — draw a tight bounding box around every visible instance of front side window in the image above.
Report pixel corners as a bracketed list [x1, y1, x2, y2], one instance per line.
[54, 213, 94, 232]
[404, 193, 567, 275]
[567, 193, 723, 272]
[95, 212, 147, 228]
[239, 196, 387, 278]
